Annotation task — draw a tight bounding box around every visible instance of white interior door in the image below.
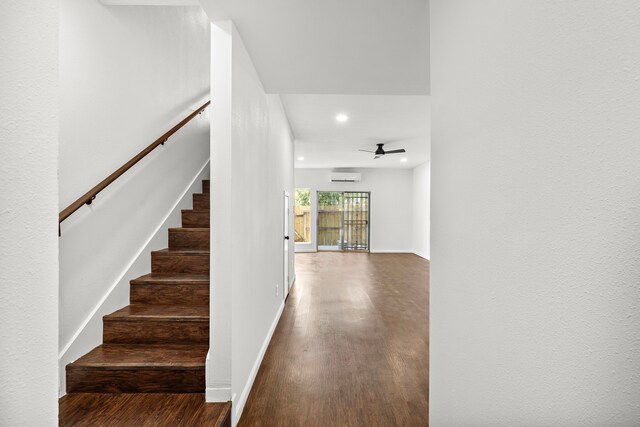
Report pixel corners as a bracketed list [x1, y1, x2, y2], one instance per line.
[283, 192, 290, 299]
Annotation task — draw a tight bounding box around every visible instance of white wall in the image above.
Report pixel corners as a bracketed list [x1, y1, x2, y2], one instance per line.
[294, 168, 413, 253]
[430, 1, 640, 424]
[208, 21, 233, 404]
[0, 1, 59, 424]
[58, 1, 210, 394]
[208, 22, 295, 425]
[412, 162, 430, 259]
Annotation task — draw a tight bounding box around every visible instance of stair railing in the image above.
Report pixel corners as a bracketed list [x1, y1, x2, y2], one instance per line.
[58, 100, 211, 231]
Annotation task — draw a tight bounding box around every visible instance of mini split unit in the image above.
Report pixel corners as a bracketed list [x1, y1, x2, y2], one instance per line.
[329, 172, 362, 183]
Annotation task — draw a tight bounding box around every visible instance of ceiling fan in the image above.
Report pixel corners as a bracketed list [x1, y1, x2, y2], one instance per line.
[359, 143, 406, 159]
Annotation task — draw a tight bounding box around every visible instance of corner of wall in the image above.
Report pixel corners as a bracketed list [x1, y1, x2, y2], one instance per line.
[411, 161, 430, 260]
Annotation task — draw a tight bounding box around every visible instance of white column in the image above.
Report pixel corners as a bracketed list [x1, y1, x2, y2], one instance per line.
[0, 1, 59, 424]
[207, 20, 233, 401]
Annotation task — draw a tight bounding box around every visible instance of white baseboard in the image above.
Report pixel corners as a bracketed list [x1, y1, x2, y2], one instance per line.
[232, 300, 286, 426]
[412, 250, 430, 260]
[101, 0, 200, 5]
[370, 249, 414, 254]
[206, 386, 232, 402]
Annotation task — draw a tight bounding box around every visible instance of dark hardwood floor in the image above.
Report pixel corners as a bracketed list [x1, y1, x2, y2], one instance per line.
[59, 394, 230, 427]
[238, 252, 429, 427]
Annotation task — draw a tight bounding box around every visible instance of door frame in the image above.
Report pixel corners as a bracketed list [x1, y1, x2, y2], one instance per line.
[283, 191, 290, 299]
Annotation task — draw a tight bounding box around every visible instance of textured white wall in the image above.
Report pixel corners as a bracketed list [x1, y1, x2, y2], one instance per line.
[0, 1, 59, 424]
[430, 1, 640, 424]
[412, 162, 430, 259]
[58, 0, 210, 394]
[294, 168, 414, 253]
[208, 22, 295, 425]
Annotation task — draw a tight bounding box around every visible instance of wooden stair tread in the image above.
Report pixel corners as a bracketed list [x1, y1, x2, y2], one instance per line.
[130, 274, 209, 306]
[169, 228, 209, 250]
[152, 248, 209, 254]
[168, 227, 209, 232]
[131, 273, 209, 285]
[69, 344, 207, 369]
[151, 249, 209, 275]
[192, 193, 209, 210]
[181, 210, 210, 228]
[181, 210, 210, 215]
[105, 304, 209, 321]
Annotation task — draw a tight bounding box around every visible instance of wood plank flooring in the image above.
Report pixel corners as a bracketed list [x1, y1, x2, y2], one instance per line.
[59, 394, 231, 427]
[238, 252, 429, 427]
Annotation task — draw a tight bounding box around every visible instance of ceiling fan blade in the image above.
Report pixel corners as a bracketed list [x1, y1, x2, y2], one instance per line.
[384, 149, 406, 154]
[359, 149, 375, 153]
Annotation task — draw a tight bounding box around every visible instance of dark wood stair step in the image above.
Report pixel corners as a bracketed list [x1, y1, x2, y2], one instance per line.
[193, 193, 209, 210]
[203, 179, 210, 194]
[169, 227, 209, 250]
[182, 209, 210, 228]
[130, 273, 209, 306]
[151, 249, 209, 274]
[103, 305, 209, 345]
[66, 344, 207, 393]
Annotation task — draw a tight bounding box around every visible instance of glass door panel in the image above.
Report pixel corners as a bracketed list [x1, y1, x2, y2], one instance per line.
[342, 192, 370, 251]
[317, 191, 370, 252]
[317, 191, 343, 250]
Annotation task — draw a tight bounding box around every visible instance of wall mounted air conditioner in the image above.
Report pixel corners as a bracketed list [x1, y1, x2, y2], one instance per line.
[330, 172, 362, 183]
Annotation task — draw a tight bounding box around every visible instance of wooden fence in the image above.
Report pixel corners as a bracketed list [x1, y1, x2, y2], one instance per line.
[295, 204, 346, 246]
[294, 205, 311, 242]
[317, 205, 342, 247]
[296, 204, 369, 248]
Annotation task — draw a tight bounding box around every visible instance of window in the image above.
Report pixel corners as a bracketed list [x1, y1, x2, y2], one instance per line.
[294, 188, 311, 243]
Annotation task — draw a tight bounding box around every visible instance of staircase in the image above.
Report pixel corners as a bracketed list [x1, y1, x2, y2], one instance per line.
[65, 180, 211, 394]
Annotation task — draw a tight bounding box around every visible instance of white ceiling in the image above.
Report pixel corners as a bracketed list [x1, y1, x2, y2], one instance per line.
[198, 0, 431, 169]
[283, 95, 429, 169]
[102, 1, 430, 168]
[200, 0, 430, 95]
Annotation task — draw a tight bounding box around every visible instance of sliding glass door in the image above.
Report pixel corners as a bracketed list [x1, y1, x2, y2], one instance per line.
[342, 192, 370, 251]
[317, 191, 370, 251]
[317, 191, 343, 250]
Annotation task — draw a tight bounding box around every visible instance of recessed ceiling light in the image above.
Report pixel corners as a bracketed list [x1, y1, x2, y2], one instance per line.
[297, 156, 305, 161]
[400, 158, 408, 163]
[336, 114, 348, 123]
